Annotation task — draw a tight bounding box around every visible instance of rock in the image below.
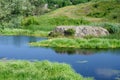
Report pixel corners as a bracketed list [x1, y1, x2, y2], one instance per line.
[49, 26, 109, 37]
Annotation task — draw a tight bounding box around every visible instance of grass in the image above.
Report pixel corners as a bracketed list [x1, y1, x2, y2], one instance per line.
[89, 22, 120, 39]
[101, 33, 120, 39]
[1, 0, 120, 39]
[0, 28, 49, 37]
[30, 38, 120, 48]
[20, 0, 120, 39]
[21, 16, 90, 31]
[90, 22, 120, 34]
[0, 60, 93, 80]
[40, 0, 120, 22]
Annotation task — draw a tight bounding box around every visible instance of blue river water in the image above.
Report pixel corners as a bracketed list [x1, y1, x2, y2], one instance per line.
[0, 36, 120, 80]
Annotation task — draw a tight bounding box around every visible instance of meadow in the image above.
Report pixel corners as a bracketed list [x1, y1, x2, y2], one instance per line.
[30, 38, 120, 48]
[0, 60, 93, 80]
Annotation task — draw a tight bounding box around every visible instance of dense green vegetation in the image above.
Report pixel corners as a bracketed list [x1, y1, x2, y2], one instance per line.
[20, 0, 120, 39]
[0, 0, 93, 37]
[1, 0, 119, 30]
[0, 28, 48, 37]
[0, 0, 120, 38]
[0, 60, 93, 80]
[30, 38, 120, 48]
[0, 0, 91, 28]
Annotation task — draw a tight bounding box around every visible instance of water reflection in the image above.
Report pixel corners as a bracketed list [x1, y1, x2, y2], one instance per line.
[0, 36, 46, 47]
[51, 48, 120, 55]
[96, 68, 120, 79]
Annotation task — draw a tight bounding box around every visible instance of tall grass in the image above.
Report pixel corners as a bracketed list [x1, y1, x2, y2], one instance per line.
[30, 38, 120, 48]
[0, 60, 93, 80]
[101, 33, 120, 39]
[90, 22, 120, 39]
[0, 28, 49, 37]
[90, 22, 120, 34]
[22, 16, 90, 31]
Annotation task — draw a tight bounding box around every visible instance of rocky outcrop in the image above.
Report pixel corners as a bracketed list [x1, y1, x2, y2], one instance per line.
[49, 26, 109, 37]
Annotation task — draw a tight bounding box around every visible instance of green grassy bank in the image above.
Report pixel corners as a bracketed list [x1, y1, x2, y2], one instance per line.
[30, 38, 120, 48]
[0, 60, 93, 80]
[0, 28, 49, 37]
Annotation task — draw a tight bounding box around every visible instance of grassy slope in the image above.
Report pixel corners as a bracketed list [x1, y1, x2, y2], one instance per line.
[30, 38, 120, 48]
[0, 60, 93, 80]
[48, 0, 120, 22]
[1, 0, 120, 38]
[20, 0, 120, 40]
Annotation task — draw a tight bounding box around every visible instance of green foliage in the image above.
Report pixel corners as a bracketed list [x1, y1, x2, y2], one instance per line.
[70, 0, 91, 5]
[101, 33, 120, 39]
[20, 0, 119, 34]
[46, 0, 72, 9]
[64, 29, 75, 36]
[21, 16, 90, 31]
[49, 28, 75, 37]
[49, 16, 90, 26]
[83, 35, 95, 39]
[49, 32, 62, 37]
[30, 38, 120, 48]
[91, 22, 120, 34]
[21, 17, 39, 26]
[86, 1, 120, 22]
[0, 28, 49, 37]
[0, 60, 93, 80]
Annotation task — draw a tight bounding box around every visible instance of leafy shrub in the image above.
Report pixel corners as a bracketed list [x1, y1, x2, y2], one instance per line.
[64, 29, 75, 36]
[87, 12, 107, 18]
[71, 0, 90, 5]
[90, 22, 120, 34]
[101, 33, 120, 39]
[93, 4, 99, 8]
[21, 17, 39, 26]
[48, 32, 62, 37]
[100, 23, 120, 34]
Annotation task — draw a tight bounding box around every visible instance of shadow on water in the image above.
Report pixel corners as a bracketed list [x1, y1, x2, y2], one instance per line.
[49, 47, 120, 55]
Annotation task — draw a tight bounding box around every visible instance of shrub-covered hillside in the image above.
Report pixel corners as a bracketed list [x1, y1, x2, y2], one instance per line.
[0, 0, 91, 29]
[21, 0, 120, 34]
[45, 0, 120, 22]
[0, 0, 120, 39]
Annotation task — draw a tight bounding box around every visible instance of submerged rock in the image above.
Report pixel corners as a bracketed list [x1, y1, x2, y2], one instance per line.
[49, 26, 109, 37]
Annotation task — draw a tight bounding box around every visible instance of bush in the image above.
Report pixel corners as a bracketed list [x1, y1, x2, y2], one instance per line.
[48, 32, 63, 37]
[90, 22, 120, 34]
[21, 17, 39, 26]
[64, 29, 75, 36]
[100, 23, 120, 34]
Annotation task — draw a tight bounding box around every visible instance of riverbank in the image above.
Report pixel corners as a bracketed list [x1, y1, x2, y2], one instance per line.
[0, 60, 93, 80]
[30, 38, 120, 49]
[0, 28, 49, 37]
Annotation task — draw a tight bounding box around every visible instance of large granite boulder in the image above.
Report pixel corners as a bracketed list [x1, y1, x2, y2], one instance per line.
[49, 26, 109, 37]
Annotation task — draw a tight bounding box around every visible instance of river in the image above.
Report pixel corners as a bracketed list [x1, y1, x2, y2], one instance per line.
[0, 35, 120, 80]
